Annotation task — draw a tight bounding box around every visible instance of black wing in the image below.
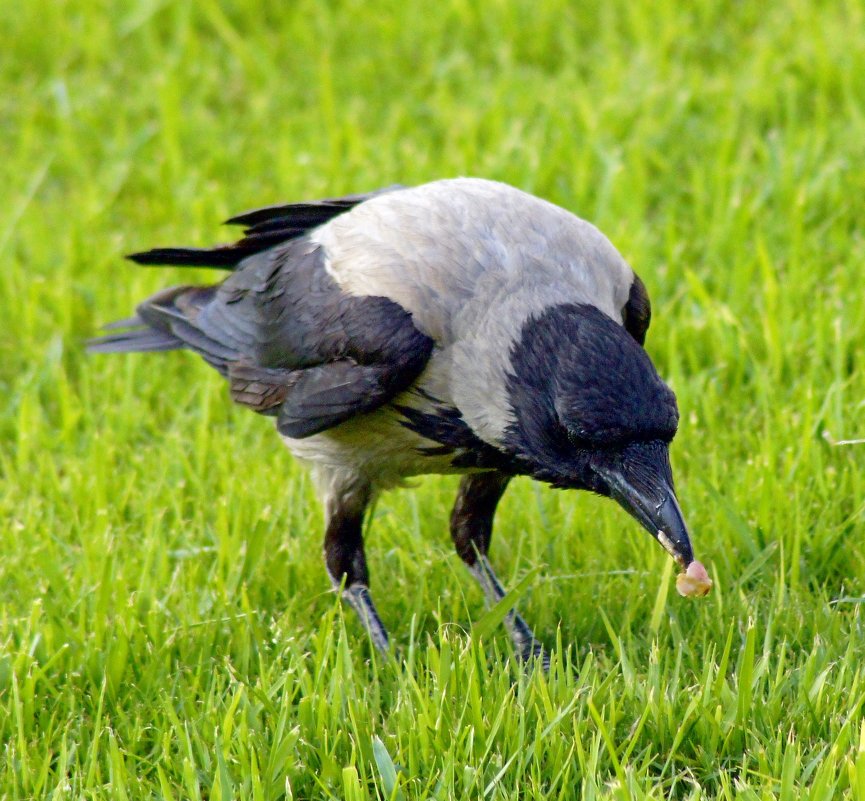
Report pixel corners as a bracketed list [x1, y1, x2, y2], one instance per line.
[90, 234, 433, 438]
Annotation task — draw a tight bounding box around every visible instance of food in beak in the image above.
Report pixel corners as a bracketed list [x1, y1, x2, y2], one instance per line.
[675, 560, 712, 597]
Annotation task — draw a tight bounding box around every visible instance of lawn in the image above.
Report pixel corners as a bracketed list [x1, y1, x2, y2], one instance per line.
[2, 0, 865, 798]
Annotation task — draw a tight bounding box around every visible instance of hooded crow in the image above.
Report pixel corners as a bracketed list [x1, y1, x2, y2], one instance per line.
[89, 178, 710, 663]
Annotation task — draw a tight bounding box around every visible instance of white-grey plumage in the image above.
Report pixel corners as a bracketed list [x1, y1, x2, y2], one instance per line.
[314, 179, 633, 442]
[289, 181, 630, 484]
[90, 177, 707, 661]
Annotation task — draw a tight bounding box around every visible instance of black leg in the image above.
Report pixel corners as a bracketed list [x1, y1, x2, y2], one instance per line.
[450, 472, 511, 566]
[451, 472, 549, 667]
[323, 485, 390, 656]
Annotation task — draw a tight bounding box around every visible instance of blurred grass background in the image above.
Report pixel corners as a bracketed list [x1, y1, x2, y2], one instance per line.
[1, 0, 865, 798]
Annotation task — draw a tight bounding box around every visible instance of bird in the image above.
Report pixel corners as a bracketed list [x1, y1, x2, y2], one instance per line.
[89, 177, 710, 663]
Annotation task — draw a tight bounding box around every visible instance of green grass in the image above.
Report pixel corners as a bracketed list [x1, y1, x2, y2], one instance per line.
[2, 0, 865, 797]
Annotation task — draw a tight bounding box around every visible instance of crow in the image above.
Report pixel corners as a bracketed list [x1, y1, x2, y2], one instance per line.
[89, 178, 711, 663]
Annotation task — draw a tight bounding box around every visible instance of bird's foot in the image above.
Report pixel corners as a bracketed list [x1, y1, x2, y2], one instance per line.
[342, 584, 391, 657]
[469, 556, 551, 671]
[515, 638, 551, 671]
[508, 615, 551, 671]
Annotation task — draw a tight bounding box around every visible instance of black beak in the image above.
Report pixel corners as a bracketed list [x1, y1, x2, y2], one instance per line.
[593, 441, 694, 567]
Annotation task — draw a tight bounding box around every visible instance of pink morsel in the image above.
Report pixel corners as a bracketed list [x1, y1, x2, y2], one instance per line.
[675, 559, 712, 598]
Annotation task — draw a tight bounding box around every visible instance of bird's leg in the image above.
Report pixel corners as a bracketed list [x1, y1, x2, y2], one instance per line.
[323, 487, 390, 656]
[451, 472, 549, 667]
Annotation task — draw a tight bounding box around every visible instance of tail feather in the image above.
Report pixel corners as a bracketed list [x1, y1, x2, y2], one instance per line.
[89, 284, 238, 376]
[87, 323, 182, 354]
[224, 186, 402, 228]
[127, 246, 251, 268]
[126, 186, 404, 271]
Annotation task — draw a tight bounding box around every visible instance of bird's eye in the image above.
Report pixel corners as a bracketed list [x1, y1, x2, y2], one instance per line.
[566, 426, 594, 448]
[567, 423, 636, 452]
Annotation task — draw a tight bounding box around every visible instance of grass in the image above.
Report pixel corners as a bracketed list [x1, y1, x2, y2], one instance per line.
[2, 0, 865, 797]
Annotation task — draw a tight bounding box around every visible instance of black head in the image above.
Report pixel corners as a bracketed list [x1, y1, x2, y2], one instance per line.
[504, 303, 694, 566]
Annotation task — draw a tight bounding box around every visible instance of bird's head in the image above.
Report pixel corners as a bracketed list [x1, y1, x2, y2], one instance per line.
[504, 303, 694, 567]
